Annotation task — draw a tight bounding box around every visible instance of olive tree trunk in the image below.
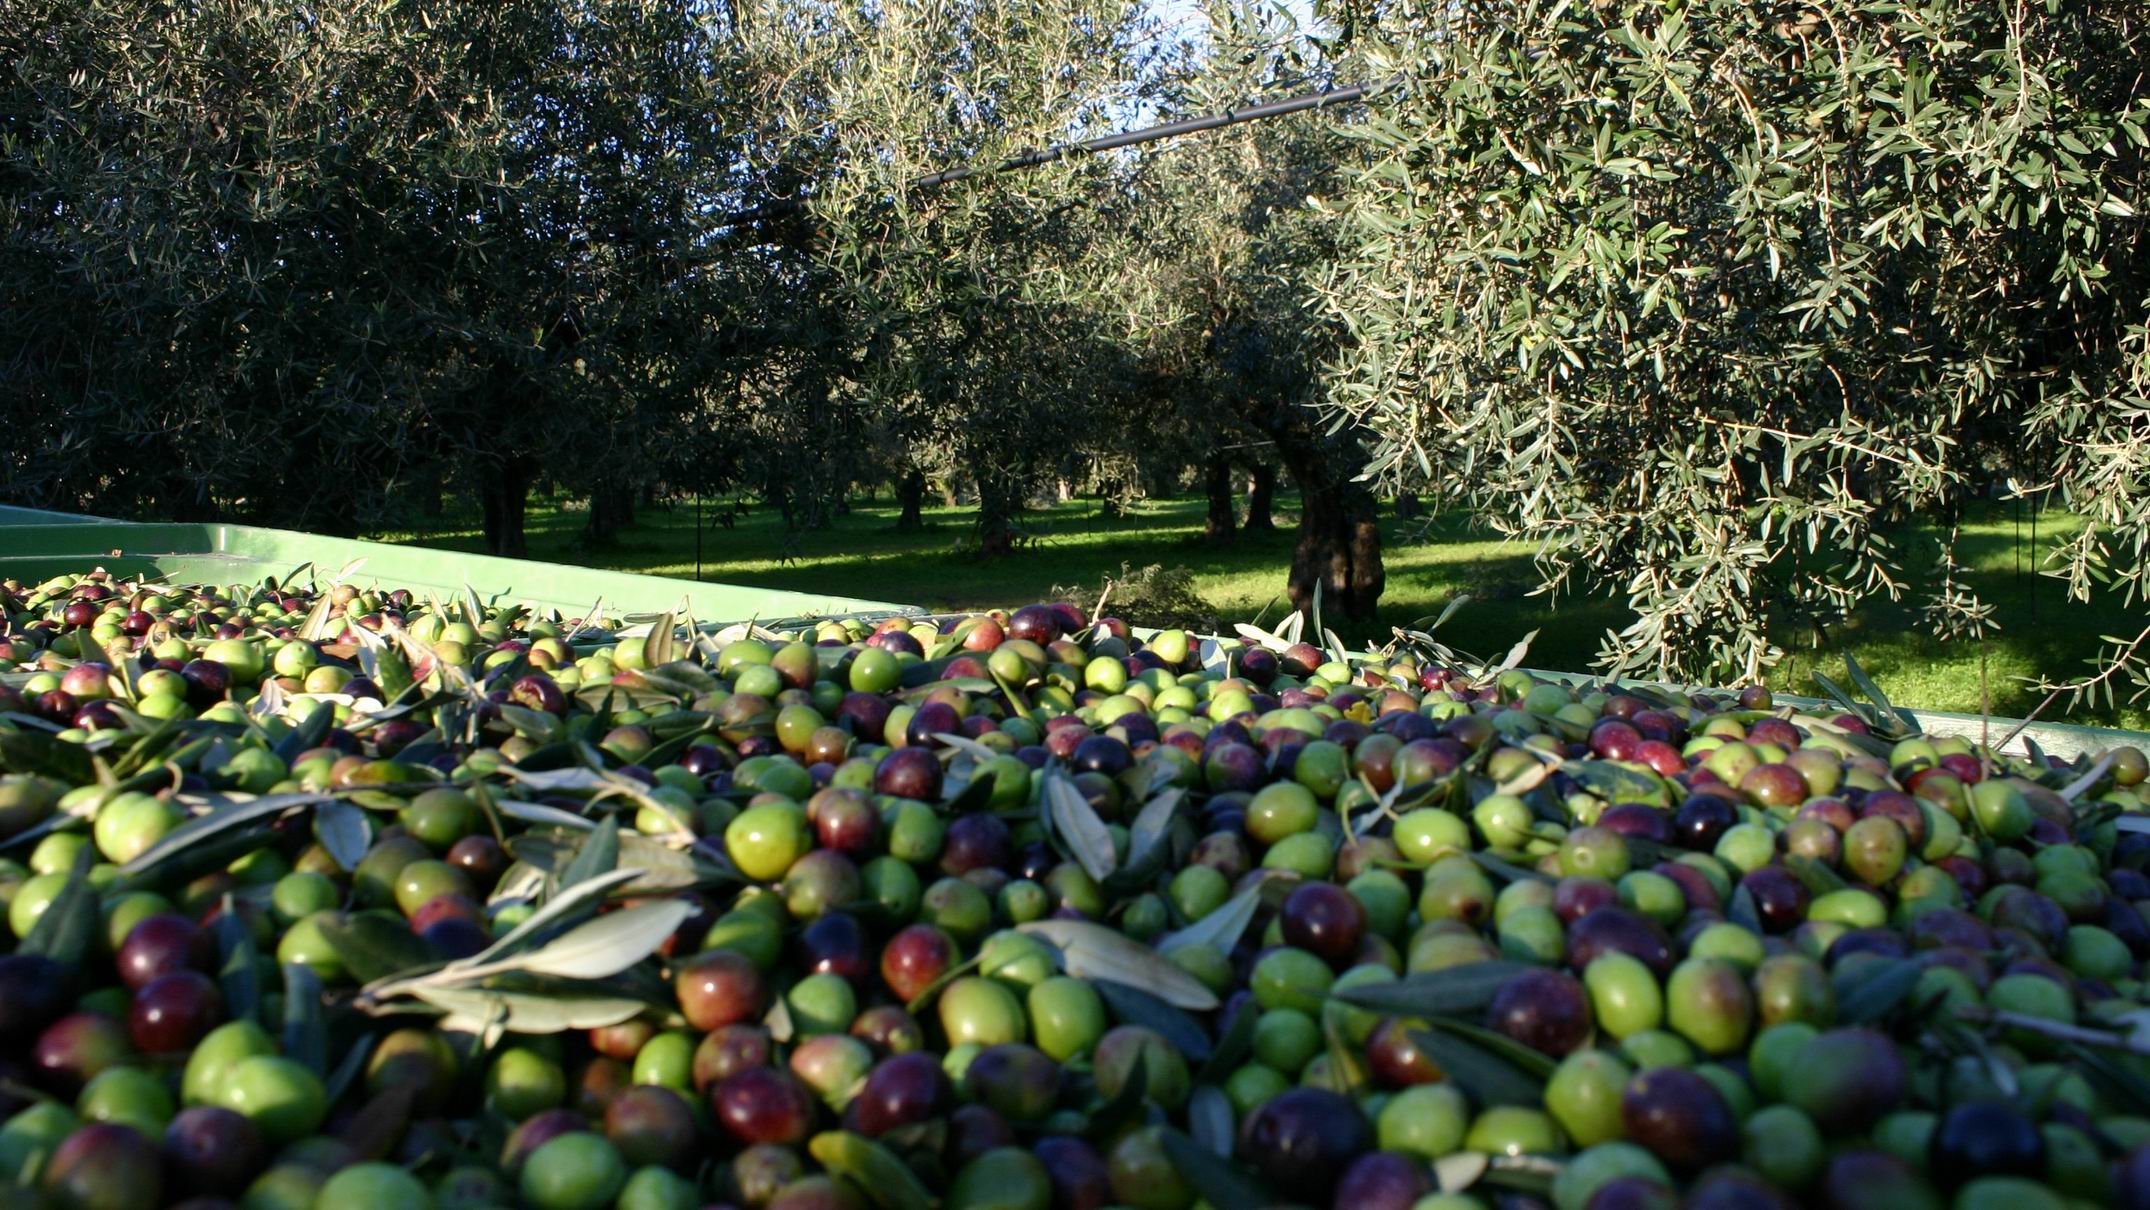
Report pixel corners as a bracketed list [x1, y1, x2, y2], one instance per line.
[1268, 430, 1383, 621]
[584, 482, 635, 546]
[1204, 454, 1237, 540]
[478, 455, 536, 558]
[1245, 464, 1278, 533]
[975, 463, 1026, 557]
[895, 470, 926, 531]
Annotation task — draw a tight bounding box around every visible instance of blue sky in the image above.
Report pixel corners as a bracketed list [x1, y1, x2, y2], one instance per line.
[1151, 0, 1321, 44]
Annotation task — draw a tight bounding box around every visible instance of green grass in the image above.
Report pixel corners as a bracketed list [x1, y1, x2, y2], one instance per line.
[374, 491, 2150, 732]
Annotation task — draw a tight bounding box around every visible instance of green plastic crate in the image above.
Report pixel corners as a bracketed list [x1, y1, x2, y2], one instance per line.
[0, 510, 914, 628]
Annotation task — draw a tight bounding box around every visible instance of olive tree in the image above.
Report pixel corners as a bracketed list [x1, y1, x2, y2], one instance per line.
[3, 0, 749, 554]
[1120, 0, 1387, 618]
[734, 0, 1170, 556]
[1317, 0, 2149, 679]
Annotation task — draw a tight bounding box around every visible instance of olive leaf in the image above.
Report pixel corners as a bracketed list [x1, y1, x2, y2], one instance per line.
[1405, 1026, 1546, 1106]
[1807, 671, 1879, 731]
[312, 801, 371, 871]
[1045, 770, 1117, 882]
[807, 1132, 934, 1210]
[1091, 979, 1212, 1062]
[931, 731, 1002, 763]
[1785, 853, 1849, 896]
[322, 913, 442, 984]
[1493, 759, 1553, 797]
[0, 730, 96, 784]
[18, 844, 98, 967]
[1843, 651, 1917, 732]
[1155, 881, 1265, 959]
[1418, 1016, 1559, 1078]
[763, 991, 796, 1043]
[1562, 760, 1667, 805]
[297, 591, 336, 643]
[1187, 1084, 1235, 1156]
[497, 705, 565, 745]
[2058, 752, 2117, 802]
[556, 814, 622, 890]
[1019, 919, 1218, 1010]
[642, 613, 677, 669]
[1196, 1000, 1259, 1084]
[1125, 786, 1185, 866]
[1091, 1047, 1150, 1129]
[1198, 638, 1229, 674]
[249, 676, 291, 722]
[214, 899, 265, 1023]
[119, 791, 331, 875]
[459, 582, 487, 630]
[322, 1034, 378, 1108]
[498, 900, 691, 981]
[403, 984, 646, 1040]
[1484, 630, 1538, 679]
[1835, 958, 1923, 1025]
[273, 701, 336, 761]
[339, 1083, 420, 1162]
[492, 799, 597, 830]
[462, 865, 647, 967]
[1329, 961, 1535, 1018]
[1434, 1152, 1489, 1194]
[940, 763, 998, 817]
[1159, 1128, 1273, 1210]
[282, 963, 328, 1076]
[487, 860, 550, 910]
[2061, 1041, 2150, 1116]
[1468, 851, 1553, 885]
[1728, 885, 1763, 933]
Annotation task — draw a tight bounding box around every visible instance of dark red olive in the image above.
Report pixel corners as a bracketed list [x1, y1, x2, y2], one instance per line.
[1279, 882, 1367, 969]
[1621, 1066, 1738, 1171]
[711, 1068, 815, 1146]
[1929, 1101, 2045, 1188]
[1331, 1151, 1430, 1210]
[163, 1106, 265, 1195]
[851, 1051, 950, 1137]
[874, 748, 942, 801]
[1237, 1088, 1370, 1203]
[1565, 907, 1674, 976]
[1487, 968, 1594, 1057]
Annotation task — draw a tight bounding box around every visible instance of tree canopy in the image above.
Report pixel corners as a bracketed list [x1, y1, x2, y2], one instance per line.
[8, 0, 2149, 668]
[1316, 0, 2150, 677]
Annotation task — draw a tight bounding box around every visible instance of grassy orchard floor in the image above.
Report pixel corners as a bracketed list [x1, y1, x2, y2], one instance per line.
[378, 493, 2150, 732]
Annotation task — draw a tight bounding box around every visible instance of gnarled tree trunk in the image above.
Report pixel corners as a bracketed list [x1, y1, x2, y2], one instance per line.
[895, 470, 926, 531]
[478, 454, 536, 558]
[585, 482, 635, 546]
[1245, 464, 1278, 533]
[1266, 428, 1383, 621]
[975, 463, 1025, 557]
[1204, 454, 1237, 541]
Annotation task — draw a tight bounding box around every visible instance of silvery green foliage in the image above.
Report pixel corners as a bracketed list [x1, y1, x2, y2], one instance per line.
[739, 0, 1171, 554]
[2, 1, 752, 550]
[1317, 0, 2149, 682]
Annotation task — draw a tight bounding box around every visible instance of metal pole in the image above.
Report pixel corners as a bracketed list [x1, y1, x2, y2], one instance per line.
[695, 494, 704, 582]
[718, 77, 1388, 229]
